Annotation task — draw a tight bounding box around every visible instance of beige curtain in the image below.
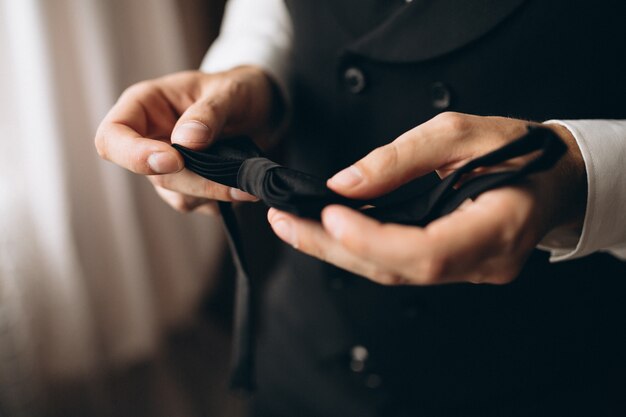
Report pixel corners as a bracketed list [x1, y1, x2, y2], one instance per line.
[0, 1, 224, 415]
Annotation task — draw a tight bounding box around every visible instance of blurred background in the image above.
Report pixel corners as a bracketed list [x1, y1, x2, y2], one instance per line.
[0, 0, 258, 416]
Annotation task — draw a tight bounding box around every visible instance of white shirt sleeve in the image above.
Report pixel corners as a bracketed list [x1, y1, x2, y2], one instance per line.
[200, 0, 293, 100]
[539, 120, 626, 261]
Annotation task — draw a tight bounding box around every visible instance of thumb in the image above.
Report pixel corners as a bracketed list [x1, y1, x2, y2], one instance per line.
[327, 128, 453, 199]
[171, 96, 231, 150]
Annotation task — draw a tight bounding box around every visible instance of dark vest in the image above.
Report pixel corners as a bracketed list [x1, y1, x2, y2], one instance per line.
[252, 1, 626, 416]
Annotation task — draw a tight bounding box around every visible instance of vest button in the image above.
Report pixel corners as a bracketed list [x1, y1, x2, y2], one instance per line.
[431, 81, 452, 109]
[350, 345, 369, 372]
[344, 67, 367, 94]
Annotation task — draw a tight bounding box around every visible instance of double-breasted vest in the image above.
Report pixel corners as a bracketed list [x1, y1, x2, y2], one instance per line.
[251, 1, 626, 416]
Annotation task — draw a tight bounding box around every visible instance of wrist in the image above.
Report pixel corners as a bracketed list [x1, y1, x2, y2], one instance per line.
[541, 123, 587, 232]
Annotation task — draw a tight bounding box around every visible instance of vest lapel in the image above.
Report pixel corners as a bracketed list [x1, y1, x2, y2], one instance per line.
[344, 0, 527, 62]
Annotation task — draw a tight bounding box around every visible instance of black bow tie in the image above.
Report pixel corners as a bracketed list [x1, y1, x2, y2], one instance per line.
[172, 125, 566, 391]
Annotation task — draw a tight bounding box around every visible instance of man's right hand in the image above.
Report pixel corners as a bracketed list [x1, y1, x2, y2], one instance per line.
[95, 66, 281, 214]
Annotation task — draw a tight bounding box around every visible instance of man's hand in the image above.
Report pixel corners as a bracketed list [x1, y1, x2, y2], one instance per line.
[95, 67, 280, 214]
[267, 112, 586, 285]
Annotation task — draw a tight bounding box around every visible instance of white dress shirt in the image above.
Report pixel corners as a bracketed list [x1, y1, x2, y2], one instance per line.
[202, 0, 626, 261]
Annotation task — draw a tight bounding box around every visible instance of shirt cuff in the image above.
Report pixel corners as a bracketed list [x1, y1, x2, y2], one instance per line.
[539, 120, 626, 261]
[200, 0, 293, 104]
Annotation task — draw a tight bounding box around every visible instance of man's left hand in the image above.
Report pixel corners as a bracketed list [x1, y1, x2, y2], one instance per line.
[267, 112, 586, 285]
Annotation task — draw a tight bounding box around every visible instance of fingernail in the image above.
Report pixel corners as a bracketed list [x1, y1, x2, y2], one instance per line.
[230, 187, 258, 202]
[329, 165, 363, 188]
[172, 121, 212, 145]
[148, 152, 181, 173]
[272, 218, 295, 246]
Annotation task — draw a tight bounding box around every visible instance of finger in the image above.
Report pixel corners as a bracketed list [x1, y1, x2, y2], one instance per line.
[154, 185, 211, 213]
[414, 187, 535, 284]
[326, 112, 475, 199]
[170, 93, 231, 150]
[170, 72, 263, 150]
[95, 83, 183, 175]
[321, 198, 528, 285]
[154, 185, 220, 216]
[149, 169, 258, 202]
[266, 208, 387, 280]
[321, 205, 431, 282]
[97, 122, 184, 174]
[327, 113, 528, 200]
[194, 202, 220, 216]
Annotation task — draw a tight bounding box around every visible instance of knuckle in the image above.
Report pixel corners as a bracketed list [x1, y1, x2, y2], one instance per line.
[467, 270, 491, 284]
[433, 111, 470, 134]
[499, 230, 520, 256]
[156, 188, 192, 213]
[169, 197, 192, 213]
[222, 78, 245, 97]
[122, 80, 154, 98]
[497, 265, 521, 284]
[338, 231, 366, 254]
[497, 272, 517, 284]
[418, 255, 446, 284]
[467, 275, 485, 284]
[176, 69, 200, 80]
[365, 142, 400, 175]
[313, 247, 328, 263]
[293, 232, 318, 259]
[471, 263, 519, 285]
[494, 214, 527, 256]
[149, 174, 166, 188]
[199, 98, 224, 120]
[130, 152, 149, 174]
[195, 202, 220, 216]
[371, 270, 404, 286]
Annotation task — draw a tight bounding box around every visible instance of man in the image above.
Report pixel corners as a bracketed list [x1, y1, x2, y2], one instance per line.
[96, 0, 626, 415]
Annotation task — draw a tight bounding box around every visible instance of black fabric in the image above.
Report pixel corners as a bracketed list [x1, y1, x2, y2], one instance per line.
[217, 200, 256, 391]
[173, 126, 566, 390]
[173, 126, 564, 225]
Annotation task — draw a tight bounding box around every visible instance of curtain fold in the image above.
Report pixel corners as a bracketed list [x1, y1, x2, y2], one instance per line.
[0, 1, 224, 415]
